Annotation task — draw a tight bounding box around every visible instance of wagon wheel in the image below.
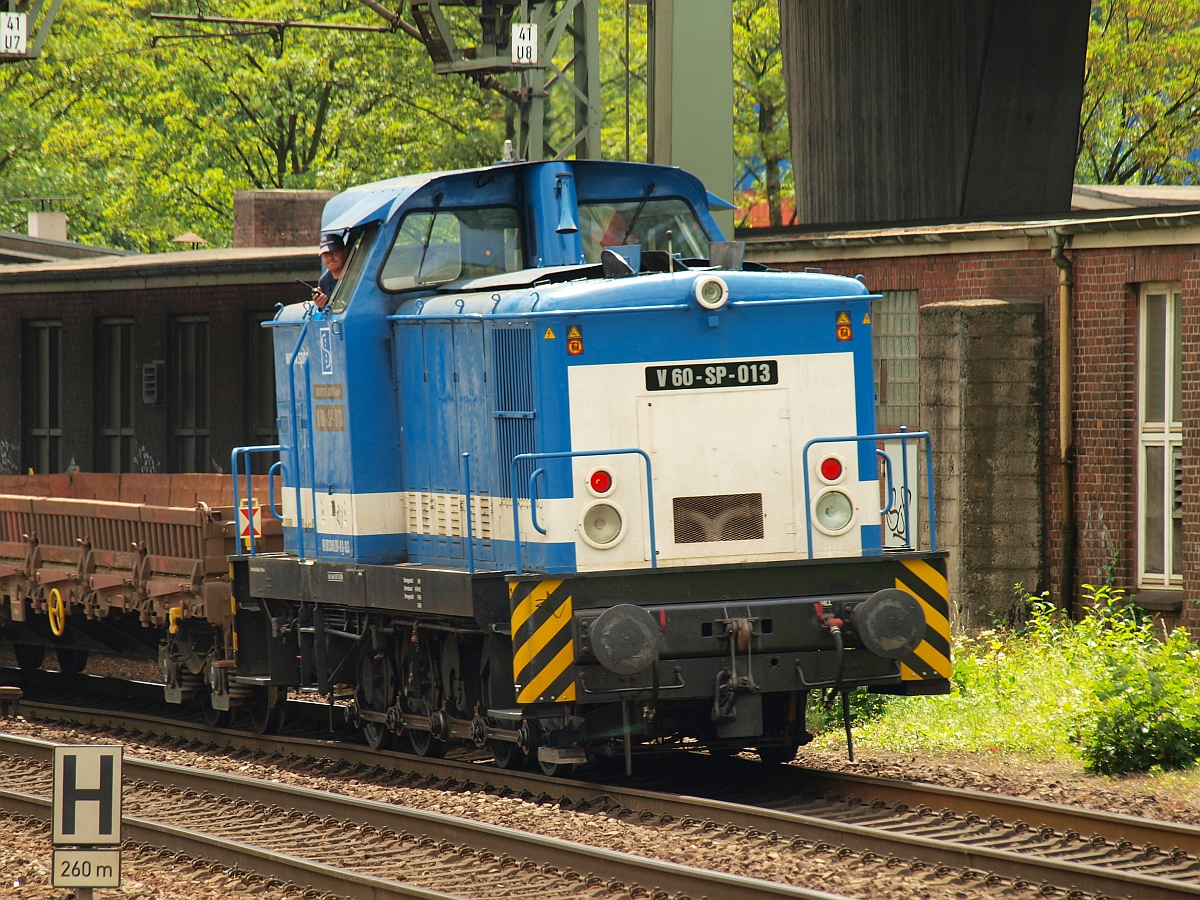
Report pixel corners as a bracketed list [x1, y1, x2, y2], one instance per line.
[54, 648, 89, 675]
[198, 693, 231, 728]
[247, 686, 286, 735]
[357, 651, 393, 750]
[12, 643, 45, 671]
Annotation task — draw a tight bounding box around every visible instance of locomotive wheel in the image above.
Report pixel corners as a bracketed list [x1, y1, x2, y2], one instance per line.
[358, 653, 393, 750]
[247, 686, 286, 735]
[756, 742, 799, 765]
[533, 717, 572, 777]
[490, 738, 526, 769]
[54, 648, 89, 675]
[12, 643, 45, 670]
[406, 699, 445, 758]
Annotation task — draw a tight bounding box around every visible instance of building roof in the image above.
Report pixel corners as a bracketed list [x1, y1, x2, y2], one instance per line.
[0, 245, 320, 294]
[739, 204, 1200, 263]
[0, 231, 130, 265]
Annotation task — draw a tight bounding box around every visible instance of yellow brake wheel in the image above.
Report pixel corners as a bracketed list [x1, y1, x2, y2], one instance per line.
[47, 587, 66, 637]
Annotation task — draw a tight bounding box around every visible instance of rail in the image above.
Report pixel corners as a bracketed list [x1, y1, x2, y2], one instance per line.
[801, 428, 937, 558]
[509, 448, 656, 575]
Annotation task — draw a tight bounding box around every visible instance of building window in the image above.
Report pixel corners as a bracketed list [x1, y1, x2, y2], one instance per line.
[247, 312, 278, 474]
[872, 290, 920, 430]
[173, 316, 210, 472]
[95, 318, 135, 473]
[1138, 285, 1183, 588]
[23, 320, 62, 474]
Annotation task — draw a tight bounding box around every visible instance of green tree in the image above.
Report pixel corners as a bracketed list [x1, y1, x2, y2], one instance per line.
[1, 1, 506, 249]
[1077, 0, 1200, 184]
[733, 0, 790, 226]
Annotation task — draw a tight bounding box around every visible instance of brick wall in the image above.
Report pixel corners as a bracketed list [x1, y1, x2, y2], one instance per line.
[769, 240, 1198, 629]
[0, 282, 310, 477]
[233, 191, 336, 248]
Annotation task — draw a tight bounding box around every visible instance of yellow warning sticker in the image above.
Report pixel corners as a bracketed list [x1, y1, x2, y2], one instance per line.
[862, 312, 871, 324]
[567, 325, 583, 339]
[836, 311, 851, 325]
[543, 327, 557, 340]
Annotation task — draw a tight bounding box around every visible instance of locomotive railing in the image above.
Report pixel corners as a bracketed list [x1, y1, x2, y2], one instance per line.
[801, 427, 937, 559]
[509, 448, 657, 576]
[263, 316, 320, 561]
[230, 445, 285, 557]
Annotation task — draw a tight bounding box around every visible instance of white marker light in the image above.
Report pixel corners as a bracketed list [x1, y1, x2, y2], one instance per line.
[813, 490, 854, 535]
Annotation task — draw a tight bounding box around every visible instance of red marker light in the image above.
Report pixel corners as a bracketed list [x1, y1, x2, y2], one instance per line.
[820, 457, 843, 482]
[589, 469, 613, 494]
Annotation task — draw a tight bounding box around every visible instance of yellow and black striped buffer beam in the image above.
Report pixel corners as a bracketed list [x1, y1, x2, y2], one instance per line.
[895, 558, 952, 681]
[509, 579, 577, 703]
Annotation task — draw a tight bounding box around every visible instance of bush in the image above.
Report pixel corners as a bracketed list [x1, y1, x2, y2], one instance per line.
[1077, 620, 1200, 775]
[816, 582, 1200, 774]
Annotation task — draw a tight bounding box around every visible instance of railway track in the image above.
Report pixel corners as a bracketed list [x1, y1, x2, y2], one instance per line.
[7, 671, 1200, 899]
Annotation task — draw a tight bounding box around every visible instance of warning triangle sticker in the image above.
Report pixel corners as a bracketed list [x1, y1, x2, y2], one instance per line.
[836, 311, 851, 325]
[862, 312, 871, 324]
[567, 325, 583, 339]
[543, 327, 557, 340]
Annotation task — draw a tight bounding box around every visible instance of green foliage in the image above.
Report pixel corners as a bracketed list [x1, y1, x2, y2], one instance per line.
[1, 1, 506, 249]
[732, 0, 791, 226]
[822, 582, 1200, 776]
[1078, 0, 1200, 184]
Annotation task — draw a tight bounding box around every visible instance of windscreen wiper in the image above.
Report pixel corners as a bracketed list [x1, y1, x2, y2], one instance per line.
[416, 192, 444, 282]
[622, 181, 655, 243]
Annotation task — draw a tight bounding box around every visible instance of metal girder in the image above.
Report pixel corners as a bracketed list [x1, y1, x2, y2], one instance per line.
[404, 0, 600, 161]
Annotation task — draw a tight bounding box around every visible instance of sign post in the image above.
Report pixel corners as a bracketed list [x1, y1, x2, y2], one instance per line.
[52, 744, 123, 895]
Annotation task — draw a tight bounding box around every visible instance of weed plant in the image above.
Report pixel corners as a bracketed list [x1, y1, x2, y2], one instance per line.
[811, 585, 1200, 775]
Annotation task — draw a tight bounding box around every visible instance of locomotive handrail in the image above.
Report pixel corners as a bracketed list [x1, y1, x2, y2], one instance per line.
[268, 460, 286, 522]
[801, 428, 937, 558]
[230, 444, 284, 557]
[509, 448, 657, 576]
[528, 467, 547, 535]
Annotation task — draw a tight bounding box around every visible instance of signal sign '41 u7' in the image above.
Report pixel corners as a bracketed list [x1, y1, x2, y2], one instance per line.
[1, 13, 26, 55]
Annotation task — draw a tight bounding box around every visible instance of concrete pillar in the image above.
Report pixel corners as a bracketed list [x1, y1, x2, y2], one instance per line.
[921, 298, 1044, 629]
[649, 0, 735, 236]
[780, 0, 1089, 225]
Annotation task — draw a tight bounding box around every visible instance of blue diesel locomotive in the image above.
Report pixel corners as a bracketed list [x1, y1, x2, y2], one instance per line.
[219, 157, 950, 770]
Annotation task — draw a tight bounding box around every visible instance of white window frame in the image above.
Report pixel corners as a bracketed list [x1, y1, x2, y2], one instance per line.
[1137, 283, 1183, 589]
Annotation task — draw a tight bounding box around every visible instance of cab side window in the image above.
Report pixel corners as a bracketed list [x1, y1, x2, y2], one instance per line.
[381, 207, 523, 291]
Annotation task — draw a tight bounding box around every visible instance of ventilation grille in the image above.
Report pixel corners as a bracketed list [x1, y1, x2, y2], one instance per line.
[493, 326, 536, 497]
[672, 493, 764, 543]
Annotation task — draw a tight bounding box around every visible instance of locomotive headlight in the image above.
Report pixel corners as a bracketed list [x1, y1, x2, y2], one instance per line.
[813, 489, 855, 535]
[693, 275, 729, 310]
[579, 500, 626, 548]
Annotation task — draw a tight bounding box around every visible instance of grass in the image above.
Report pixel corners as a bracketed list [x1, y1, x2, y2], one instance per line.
[809, 586, 1200, 776]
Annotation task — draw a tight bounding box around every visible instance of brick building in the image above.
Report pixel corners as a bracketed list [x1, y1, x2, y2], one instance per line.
[0, 247, 317, 478]
[744, 209, 1199, 629]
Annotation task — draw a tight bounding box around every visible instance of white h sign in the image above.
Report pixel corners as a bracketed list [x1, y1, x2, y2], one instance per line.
[0, 12, 26, 56]
[52, 745, 123, 846]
